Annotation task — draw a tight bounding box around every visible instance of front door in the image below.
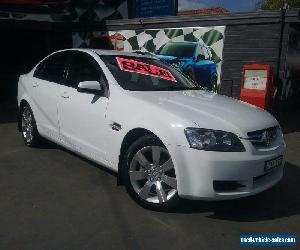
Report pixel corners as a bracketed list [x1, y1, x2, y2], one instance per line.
[58, 51, 110, 165]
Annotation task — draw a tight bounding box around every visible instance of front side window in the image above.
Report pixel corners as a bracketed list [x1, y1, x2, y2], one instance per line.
[100, 55, 202, 91]
[34, 52, 67, 83]
[66, 52, 102, 88]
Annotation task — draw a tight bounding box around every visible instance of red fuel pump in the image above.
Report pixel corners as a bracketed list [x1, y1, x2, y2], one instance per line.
[240, 64, 274, 110]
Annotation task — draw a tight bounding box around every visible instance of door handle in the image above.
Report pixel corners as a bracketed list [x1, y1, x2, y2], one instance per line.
[61, 92, 69, 99]
[32, 82, 39, 87]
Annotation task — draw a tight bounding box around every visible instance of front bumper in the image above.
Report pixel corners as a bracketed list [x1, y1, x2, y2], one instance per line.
[168, 140, 286, 200]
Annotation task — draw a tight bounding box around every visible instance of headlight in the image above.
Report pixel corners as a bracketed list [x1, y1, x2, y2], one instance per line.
[171, 61, 185, 68]
[184, 128, 245, 152]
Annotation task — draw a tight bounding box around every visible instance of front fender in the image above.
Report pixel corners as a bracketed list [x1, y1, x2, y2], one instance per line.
[105, 111, 192, 167]
[104, 89, 194, 169]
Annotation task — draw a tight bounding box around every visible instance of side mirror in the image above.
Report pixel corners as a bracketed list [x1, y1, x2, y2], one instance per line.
[196, 54, 206, 61]
[77, 81, 104, 95]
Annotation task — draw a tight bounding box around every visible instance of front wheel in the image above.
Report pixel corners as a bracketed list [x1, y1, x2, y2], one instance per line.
[186, 67, 196, 82]
[122, 135, 179, 211]
[211, 74, 218, 92]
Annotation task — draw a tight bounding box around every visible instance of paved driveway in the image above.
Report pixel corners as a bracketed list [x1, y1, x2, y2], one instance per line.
[0, 108, 299, 249]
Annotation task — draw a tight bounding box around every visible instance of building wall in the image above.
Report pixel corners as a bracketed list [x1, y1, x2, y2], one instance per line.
[221, 23, 282, 98]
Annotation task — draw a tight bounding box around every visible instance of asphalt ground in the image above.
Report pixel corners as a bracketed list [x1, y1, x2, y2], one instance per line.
[0, 102, 299, 250]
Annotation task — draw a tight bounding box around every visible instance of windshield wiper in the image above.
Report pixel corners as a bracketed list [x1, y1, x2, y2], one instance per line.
[154, 86, 203, 91]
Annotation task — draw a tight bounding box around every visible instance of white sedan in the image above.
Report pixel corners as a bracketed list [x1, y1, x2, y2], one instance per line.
[17, 49, 286, 210]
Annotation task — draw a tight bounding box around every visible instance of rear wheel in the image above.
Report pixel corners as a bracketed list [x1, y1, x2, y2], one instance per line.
[186, 67, 196, 82]
[21, 104, 42, 147]
[122, 135, 179, 211]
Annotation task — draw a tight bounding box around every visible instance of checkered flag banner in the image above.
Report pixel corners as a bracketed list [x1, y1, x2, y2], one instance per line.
[73, 26, 226, 87]
[109, 27, 224, 53]
[108, 26, 226, 85]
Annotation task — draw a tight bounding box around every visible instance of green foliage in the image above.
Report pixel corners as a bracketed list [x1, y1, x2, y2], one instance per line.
[260, 0, 300, 10]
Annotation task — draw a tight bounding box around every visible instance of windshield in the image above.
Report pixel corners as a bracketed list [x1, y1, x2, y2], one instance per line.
[158, 43, 196, 57]
[100, 55, 202, 91]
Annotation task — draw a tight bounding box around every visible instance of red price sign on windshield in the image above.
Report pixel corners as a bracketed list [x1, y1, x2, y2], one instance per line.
[116, 57, 177, 82]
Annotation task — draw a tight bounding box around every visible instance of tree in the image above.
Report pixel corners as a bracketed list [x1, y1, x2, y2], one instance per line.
[257, 0, 300, 10]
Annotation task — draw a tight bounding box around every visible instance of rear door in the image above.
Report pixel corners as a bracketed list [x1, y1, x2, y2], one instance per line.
[32, 52, 68, 141]
[57, 51, 110, 165]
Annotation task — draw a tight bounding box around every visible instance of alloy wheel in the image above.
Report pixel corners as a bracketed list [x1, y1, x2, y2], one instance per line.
[129, 146, 177, 204]
[22, 106, 34, 143]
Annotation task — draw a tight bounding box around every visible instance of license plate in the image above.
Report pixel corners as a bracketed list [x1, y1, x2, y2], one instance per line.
[264, 156, 283, 172]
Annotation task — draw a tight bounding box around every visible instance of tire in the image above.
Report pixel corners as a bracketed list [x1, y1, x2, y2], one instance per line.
[122, 135, 179, 211]
[186, 67, 196, 82]
[211, 74, 218, 92]
[20, 104, 42, 147]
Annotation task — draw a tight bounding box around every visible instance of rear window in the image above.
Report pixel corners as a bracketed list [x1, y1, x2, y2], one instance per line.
[100, 55, 200, 91]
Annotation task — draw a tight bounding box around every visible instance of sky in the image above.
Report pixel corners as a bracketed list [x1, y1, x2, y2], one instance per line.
[178, 0, 263, 12]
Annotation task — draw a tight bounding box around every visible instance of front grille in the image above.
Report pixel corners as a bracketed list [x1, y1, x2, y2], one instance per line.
[213, 181, 245, 192]
[253, 173, 269, 182]
[247, 126, 279, 148]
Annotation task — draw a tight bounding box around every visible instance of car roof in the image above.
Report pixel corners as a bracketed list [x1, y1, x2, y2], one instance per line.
[58, 48, 156, 59]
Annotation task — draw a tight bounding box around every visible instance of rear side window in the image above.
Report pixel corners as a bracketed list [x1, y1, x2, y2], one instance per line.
[34, 61, 45, 80]
[65, 52, 103, 88]
[34, 52, 67, 83]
